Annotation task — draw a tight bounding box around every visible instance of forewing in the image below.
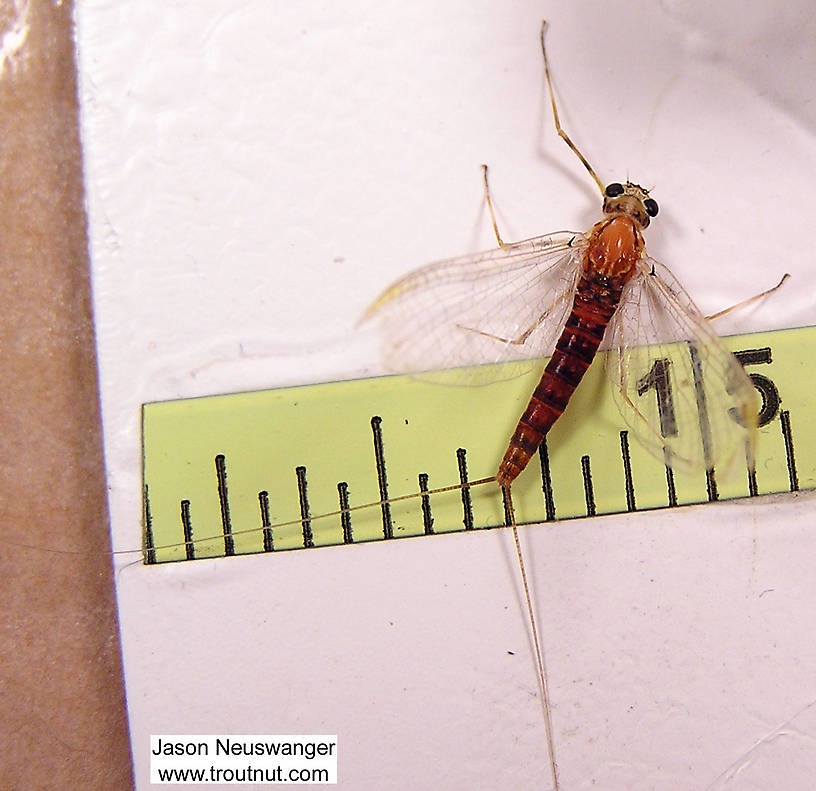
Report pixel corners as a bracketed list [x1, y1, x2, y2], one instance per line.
[605, 257, 758, 473]
[360, 232, 586, 382]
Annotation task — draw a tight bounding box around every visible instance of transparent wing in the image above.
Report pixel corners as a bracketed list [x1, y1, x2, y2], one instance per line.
[605, 256, 759, 473]
[360, 231, 587, 382]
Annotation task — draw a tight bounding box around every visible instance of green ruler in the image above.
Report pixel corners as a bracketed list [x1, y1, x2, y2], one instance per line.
[142, 326, 813, 564]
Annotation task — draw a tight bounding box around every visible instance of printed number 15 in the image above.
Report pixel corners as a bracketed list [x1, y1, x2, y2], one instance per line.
[637, 346, 780, 439]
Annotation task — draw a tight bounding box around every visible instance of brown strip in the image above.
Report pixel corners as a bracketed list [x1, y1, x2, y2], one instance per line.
[0, 3, 133, 788]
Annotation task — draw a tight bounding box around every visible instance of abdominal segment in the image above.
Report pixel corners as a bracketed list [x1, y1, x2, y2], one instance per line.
[496, 272, 625, 487]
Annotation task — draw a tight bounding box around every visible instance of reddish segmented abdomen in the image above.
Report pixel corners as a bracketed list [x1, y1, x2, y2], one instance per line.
[496, 272, 625, 487]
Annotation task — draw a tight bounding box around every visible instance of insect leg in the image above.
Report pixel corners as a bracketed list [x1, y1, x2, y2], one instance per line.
[540, 21, 605, 196]
[455, 290, 573, 346]
[705, 273, 789, 321]
[481, 163, 507, 248]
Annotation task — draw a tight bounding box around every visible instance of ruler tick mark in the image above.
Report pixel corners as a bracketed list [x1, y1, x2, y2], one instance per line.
[180, 499, 195, 560]
[620, 431, 636, 512]
[706, 468, 719, 502]
[370, 416, 393, 539]
[143, 484, 156, 565]
[664, 464, 677, 507]
[456, 448, 473, 530]
[295, 466, 314, 548]
[747, 450, 759, 497]
[538, 439, 556, 521]
[780, 410, 799, 491]
[688, 342, 714, 473]
[258, 490, 274, 552]
[338, 482, 353, 543]
[501, 484, 512, 526]
[419, 473, 434, 534]
[214, 454, 234, 556]
[581, 455, 596, 516]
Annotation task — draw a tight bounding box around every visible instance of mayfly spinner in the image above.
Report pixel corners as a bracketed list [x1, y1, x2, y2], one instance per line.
[360, 20, 785, 790]
[362, 29, 784, 492]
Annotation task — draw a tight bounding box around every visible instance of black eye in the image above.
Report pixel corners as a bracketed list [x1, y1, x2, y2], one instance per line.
[644, 198, 659, 217]
[604, 182, 624, 197]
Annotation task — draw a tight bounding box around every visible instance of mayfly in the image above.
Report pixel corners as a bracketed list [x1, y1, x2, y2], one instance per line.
[360, 20, 784, 791]
[361, 28, 788, 489]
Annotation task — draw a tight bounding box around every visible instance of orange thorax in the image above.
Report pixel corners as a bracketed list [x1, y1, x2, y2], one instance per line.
[586, 215, 644, 281]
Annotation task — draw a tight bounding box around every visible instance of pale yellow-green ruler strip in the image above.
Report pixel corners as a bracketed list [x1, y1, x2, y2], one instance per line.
[142, 327, 814, 564]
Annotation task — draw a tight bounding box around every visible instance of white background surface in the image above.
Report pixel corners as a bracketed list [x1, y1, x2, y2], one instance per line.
[76, 1, 816, 789]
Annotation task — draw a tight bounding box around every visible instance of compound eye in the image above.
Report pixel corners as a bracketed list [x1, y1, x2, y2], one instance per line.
[604, 182, 624, 198]
[644, 198, 659, 217]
